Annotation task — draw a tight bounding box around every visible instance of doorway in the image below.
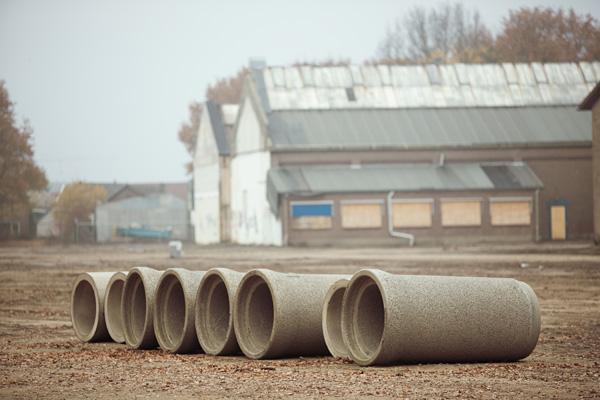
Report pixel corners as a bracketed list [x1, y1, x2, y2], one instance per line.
[548, 201, 568, 240]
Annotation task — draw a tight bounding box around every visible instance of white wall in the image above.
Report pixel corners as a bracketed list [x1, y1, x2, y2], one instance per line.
[230, 99, 282, 245]
[192, 103, 221, 244]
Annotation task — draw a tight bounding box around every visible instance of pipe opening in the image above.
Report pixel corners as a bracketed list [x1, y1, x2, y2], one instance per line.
[324, 285, 346, 357]
[206, 278, 230, 347]
[345, 276, 385, 361]
[73, 280, 97, 338]
[237, 276, 274, 355]
[130, 275, 147, 344]
[163, 278, 185, 347]
[105, 279, 124, 340]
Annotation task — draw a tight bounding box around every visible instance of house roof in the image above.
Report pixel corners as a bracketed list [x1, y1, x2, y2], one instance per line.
[252, 62, 600, 112]
[206, 101, 231, 156]
[268, 106, 591, 149]
[266, 162, 543, 214]
[103, 183, 189, 202]
[579, 81, 600, 110]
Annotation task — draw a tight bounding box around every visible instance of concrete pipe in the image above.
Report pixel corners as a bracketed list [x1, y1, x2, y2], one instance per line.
[154, 268, 205, 353]
[122, 267, 164, 349]
[322, 279, 350, 358]
[70, 272, 114, 342]
[104, 271, 128, 343]
[341, 270, 541, 366]
[233, 269, 348, 359]
[195, 268, 245, 355]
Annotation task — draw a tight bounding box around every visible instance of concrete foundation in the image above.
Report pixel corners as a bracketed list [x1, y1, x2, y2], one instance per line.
[342, 270, 541, 366]
[70, 272, 114, 342]
[154, 268, 205, 353]
[195, 268, 245, 355]
[122, 267, 164, 349]
[233, 269, 348, 359]
[322, 279, 350, 358]
[104, 271, 128, 343]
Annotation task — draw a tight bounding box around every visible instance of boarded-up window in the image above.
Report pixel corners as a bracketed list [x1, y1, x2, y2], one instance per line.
[290, 202, 333, 230]
[441, 200, 481, 227]
[341, 203, 382, 229]
[491, 201, 531, 226]
[392, 202, 432, 228]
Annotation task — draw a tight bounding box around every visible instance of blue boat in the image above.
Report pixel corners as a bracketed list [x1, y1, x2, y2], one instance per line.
[116, 226, 172, 239]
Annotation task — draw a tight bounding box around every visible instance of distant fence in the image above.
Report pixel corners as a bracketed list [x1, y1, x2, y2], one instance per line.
[74, 222, 193, 244]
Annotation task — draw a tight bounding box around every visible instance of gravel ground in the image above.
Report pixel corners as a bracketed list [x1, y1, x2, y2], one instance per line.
[0, 241, 599, 399]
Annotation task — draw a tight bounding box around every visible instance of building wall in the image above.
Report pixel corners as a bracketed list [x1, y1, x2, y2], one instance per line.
[192, 103, 221, 244]
[283, 190, 538, 246]
[593, 101, 600, 243]
[526, 157, 593, 241]
[193, 163, 220, 244]
[230, 99, 281, 245]
[219, 155, 231, 242]
[272, 145, 593, 241]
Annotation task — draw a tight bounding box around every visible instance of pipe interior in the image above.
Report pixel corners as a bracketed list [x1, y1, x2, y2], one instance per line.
[130, 275, 147, 343]
[73, 280, 96, 337]
[239, 276, 274, 355]
[206, 278, 230, 347]
[105, 279, 124, 338]
[163, 277, 185, 347]
[350, 278, 385, 359]
[324, 286, 346, 356]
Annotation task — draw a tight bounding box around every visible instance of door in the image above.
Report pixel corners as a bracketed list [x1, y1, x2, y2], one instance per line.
[549, 202, 568, 240]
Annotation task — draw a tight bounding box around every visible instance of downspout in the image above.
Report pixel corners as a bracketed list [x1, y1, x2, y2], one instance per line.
[282, 194, 289, 247]
[387, 191, 415, 247]
[535, 189, 540, 243]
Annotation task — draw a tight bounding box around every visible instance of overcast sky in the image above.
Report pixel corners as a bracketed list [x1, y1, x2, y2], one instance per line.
[1, 0, 599, 185]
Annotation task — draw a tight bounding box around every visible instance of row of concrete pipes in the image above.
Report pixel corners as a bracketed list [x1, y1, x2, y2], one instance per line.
[71, 267, 541, 366]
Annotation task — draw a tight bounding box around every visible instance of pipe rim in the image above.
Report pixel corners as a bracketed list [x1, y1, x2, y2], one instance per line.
[342, 271, 386, 366]
[104, 272, 127, 343]
[122, 269, 149, 348]
[196, 271, 232, 354]
[233, 270, 276, 359]
[322, 279, 349, 358]
[154, 272, 187, 352]
[71, 274, 100, 342]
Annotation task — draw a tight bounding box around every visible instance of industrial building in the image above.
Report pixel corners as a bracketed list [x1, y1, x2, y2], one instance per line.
[193, 61, 600, 246]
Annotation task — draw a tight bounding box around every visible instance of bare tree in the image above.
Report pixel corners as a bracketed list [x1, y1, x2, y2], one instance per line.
[375, 2, 495, 64]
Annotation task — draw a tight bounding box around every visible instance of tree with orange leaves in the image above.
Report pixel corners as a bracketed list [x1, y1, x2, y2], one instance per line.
[0, 81, 48, 229]
[496, 7, 600, 63]
[52, 182, 107, 241]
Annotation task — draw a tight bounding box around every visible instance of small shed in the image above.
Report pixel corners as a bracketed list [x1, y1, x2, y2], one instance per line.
[95, 193, 189, 242]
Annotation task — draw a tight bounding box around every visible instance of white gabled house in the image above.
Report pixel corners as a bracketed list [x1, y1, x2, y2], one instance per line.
[191, 101, 238, 244]
[230, 66, 282, 245]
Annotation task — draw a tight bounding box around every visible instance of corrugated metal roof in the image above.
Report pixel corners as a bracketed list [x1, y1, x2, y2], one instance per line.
[266, 163, 543, 214]
[268, 106, 591, 149]
[256, 62, 600, 111]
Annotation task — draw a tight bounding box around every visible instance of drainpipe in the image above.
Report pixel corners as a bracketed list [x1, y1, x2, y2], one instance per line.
[535, 189, 540, 243]
[341, 270, 541, 366]
[387, 191, 415, 247]
[233, 269, 349, 359]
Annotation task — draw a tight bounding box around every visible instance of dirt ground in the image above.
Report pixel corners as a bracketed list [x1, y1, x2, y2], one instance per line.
[0, 240, 599, 399]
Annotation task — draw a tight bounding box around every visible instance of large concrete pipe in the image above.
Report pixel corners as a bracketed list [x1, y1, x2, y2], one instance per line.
[233, 269, 348, 359]
[71, 272, 114, 342]
[322, 279, 350, 358]
[195, 268, 245, 355]
[122, 267, 164, 349]
[154, 268, 205, 353]
[104, 271, 128, 343]
[341, 270, 541, 366]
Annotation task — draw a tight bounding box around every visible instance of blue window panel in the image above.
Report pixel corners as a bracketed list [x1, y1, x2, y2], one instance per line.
[291, 204, 333, 217]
